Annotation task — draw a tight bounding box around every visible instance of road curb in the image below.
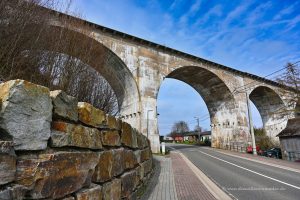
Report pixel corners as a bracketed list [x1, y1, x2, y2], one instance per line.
[176, 151, 233, 200]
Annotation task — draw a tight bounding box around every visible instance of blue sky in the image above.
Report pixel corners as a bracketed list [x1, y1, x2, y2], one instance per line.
[70, 0, 300, 135]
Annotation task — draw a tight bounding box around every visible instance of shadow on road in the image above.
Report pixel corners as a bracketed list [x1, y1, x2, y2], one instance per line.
[166, 143, 211, 151]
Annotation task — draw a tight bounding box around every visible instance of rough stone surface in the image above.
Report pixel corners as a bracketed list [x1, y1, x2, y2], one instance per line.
[139, 165, 145, 182]
[0, 184, 27, 200]
[124, 150, 137, 170]
[137, 133, 149, 149]
[102, 179, 121, 200]
[140, 159, 152, 176]
[61, 197, 75, 200]
[0, 80, 52, 150]
[0, 79, 154, 200]
[75, 184, 102, 200]
[101, 130, 120, 147]
[16, 151, 99, 199]
[135, 166, 142, 186]
[112, 148, 125, 177]
[140, 148, 151, 162]
[0, 141, 16, 185]
[121, 122, 138, 148]
[128, 190, 137, 200]
[50, 90, 78, 122]
[78, 102, 106, 128]
[134, 150, 141, 164]
[51, 121, 102, 149]
[92, 150, 113, 183]
[121, 170, 137, 198]
[106, 115, 121, 130]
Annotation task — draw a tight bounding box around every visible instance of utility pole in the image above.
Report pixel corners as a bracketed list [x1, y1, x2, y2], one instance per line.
[194, 117, 200, 142]
[246, 92, 257, 155]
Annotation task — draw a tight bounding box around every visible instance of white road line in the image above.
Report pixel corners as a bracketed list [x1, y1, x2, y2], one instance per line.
[198, 150, 300, 190]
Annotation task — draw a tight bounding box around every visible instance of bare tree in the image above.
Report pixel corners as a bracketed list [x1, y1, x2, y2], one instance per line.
[276, 62, 300, 117]
[0, 0, 119, 115]
[171, 121, 190, 136]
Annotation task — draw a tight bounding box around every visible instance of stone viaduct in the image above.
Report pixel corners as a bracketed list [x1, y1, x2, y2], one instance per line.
[35, 9, 297, 153]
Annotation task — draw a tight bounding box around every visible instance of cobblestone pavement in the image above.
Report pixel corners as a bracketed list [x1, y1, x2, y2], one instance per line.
[142, 152, 217, 200]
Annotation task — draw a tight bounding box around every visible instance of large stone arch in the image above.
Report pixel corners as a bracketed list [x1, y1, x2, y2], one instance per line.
[249, 86, 288, 139]
[161, 66, 249, 148]
[23, 24, 141, 129]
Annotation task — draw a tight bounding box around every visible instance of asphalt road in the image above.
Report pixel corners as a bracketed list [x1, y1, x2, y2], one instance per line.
[167, 143, 300, 200]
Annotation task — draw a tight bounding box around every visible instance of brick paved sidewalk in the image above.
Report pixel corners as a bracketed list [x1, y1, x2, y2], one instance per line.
[171, 152, 216, 200]
[141, 153, 218, 200]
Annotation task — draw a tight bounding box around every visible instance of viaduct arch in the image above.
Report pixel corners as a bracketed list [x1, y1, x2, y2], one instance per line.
[37, 10, 298, 153]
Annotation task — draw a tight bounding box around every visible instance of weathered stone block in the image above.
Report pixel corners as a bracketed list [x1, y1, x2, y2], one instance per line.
[106, 115, 121, 130]
[121, 122, 137, 148]
[134, 150, 141, 164]
[112, 148, 124, 176]
[0, 80, 52, 150]
[124, 150, 137, 170]
[16, 151, 99, 199]
[102, 179, 121, 200]
[101, 130, 120, 147]
[137, 133, 149, 149]
[139, 164, 145, 181]
[51, 121, 102, 149]
[0, 141, 16, 185]
[135, 166, 142, 186]
[0, 184, 27, 200]
[92, 150, 113, 183]
[140, 159, 152, 176]
[121, 170, 137, 198]
[50, 90, 78, 122]
[75, 184, 102, 200]
[140, 148, 151, 162]
[78, 102, 106, 128]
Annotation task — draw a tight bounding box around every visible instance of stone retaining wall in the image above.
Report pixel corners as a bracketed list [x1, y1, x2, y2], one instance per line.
[0, 80, 153, 200]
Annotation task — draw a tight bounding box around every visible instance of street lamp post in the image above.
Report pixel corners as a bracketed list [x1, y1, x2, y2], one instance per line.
[146, 110, 153, 139]
[194, 117, 200, 142]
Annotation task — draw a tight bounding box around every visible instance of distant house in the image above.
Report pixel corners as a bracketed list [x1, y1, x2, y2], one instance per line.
[199, 131, 211, 142]
[174, 136, 184, 142]
[183, 132, 199, 142]
[163, 136, 174, 142]
[277, 118, 300, 161]
[181, 131, 212, 142]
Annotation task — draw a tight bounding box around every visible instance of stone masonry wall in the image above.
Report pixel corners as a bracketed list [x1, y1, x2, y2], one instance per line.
[0, 80, 153, 200]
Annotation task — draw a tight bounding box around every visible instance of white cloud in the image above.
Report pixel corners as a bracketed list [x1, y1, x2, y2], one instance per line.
[273, 2, 298, 20]
[194, 4, 222, 26]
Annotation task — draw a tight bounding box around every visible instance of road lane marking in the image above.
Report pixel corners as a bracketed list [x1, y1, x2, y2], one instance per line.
[202, 147, 300, 174]
[198, 150, 300, 190]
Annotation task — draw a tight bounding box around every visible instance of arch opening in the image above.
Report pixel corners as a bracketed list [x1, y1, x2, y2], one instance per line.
[157, 66, 248, 148]
[157, 78, 210, 137]
[12, 24, 140, 118]
[249, 86, 287, 140]
[166, 66, 235, 120]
